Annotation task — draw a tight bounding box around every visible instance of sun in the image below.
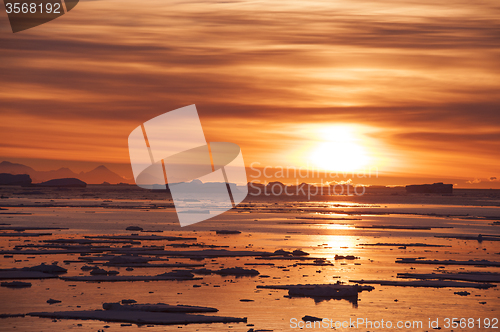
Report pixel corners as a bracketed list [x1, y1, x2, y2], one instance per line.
[309, 126, 370, 172]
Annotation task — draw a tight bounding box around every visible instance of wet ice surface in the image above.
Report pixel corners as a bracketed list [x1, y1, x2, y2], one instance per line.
[0, 187, 499, 331]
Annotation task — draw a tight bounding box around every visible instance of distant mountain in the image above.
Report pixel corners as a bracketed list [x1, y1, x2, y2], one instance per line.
[0, 161, 36, 176]
[38, 167, 80, 181]
[0, 161, 130, 184]
[79, 165, 129, 184]
[0, 173, 32, 186]
[38, 178, 87, 188]
[406, 182, 453, 194]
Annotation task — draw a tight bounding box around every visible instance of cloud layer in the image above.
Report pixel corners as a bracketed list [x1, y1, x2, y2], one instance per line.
[1, 0, 499, 184]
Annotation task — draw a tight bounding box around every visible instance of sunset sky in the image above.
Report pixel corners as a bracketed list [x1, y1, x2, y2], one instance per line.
[1, 0, 499, 188]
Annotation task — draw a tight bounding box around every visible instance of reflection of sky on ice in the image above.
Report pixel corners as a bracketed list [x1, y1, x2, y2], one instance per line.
[0, 188, 499, 331]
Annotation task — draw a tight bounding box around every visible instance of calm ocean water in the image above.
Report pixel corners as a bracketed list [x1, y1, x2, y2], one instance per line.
[0, 186, 499, 331]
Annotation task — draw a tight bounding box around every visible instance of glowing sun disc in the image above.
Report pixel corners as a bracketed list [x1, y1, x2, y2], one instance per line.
[309, 126, 370, 172]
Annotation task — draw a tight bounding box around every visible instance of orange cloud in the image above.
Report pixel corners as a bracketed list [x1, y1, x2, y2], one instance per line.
[0, 0, 499, 186]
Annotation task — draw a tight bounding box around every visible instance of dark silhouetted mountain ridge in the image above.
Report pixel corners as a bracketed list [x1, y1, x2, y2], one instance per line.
[0, 161, 130, 184]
